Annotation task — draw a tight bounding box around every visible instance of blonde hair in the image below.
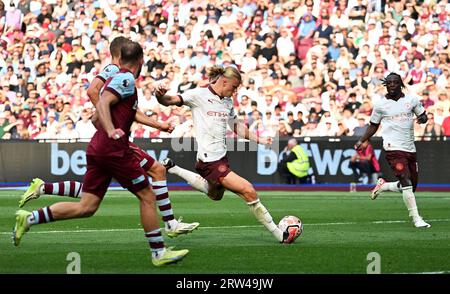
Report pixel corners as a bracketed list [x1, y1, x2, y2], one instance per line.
[207, 66, 242, 84]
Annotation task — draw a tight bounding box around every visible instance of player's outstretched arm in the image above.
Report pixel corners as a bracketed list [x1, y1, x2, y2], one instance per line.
[97, 91, 124, 139]
[355, 123, 379, 150]
[135, 110, 173, 133]
[154, 85, 183, 107]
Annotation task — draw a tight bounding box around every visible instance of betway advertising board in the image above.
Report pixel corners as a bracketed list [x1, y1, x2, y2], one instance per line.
[0, 139, 448, 184]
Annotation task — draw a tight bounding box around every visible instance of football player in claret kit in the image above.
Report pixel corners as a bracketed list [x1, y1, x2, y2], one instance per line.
[13, 41, 189, 266]
[19, 36, 199, 238]
[155, 66, 299, 244]
[355, 73, 431, 228]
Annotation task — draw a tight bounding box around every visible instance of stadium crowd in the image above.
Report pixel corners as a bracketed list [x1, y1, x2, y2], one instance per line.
[1, 0, 450, 141]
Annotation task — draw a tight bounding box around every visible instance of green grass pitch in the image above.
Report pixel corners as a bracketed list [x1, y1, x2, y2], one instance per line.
[0, 190, 449, 274]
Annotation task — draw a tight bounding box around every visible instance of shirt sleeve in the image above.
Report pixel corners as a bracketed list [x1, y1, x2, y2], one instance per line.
[104, 72, 135, 100]
[95, 64, 119, 83]
[180, 88, 200, 108]
[412, 96, 426, 116]
[370, 102, 383, 124]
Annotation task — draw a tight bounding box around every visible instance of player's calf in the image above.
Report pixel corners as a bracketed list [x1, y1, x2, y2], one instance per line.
[149, 161, 167, 179]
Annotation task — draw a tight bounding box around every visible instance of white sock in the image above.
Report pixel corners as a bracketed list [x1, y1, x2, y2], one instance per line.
[168, 166, 209, 194]
[248, 200, 283, 242]
[27, 213, 38, 226]
[380, 181, 402, 193]
[402, 186, 420, 220]
[165, 219, 178, 231]
[152, 247, 166, 259]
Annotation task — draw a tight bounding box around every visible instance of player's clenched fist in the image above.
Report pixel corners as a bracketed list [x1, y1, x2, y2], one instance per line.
[108, 128, 125, 140]
[155, 83, 168, 98]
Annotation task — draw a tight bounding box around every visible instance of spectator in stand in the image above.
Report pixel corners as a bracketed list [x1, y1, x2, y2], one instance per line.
[75, 108, 96, 141]
[441, 110, 450, 139]
[420, 91, 434, 110]
[57, 116, 79, 141]
[0, 0, 449, 143]
[287, 111, 302, 135]
[298, 12, 316, 40]
[353, 115, 369, 137]
[421, 113, 443, 141]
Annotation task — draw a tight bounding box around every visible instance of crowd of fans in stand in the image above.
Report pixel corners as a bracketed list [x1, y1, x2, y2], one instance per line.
[1, 0, 450, 141]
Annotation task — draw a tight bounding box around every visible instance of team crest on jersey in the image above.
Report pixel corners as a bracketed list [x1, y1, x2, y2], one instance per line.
[404, 103, 412, 110]
[123, 79, 130, 87]
[395, 162, 404, 171]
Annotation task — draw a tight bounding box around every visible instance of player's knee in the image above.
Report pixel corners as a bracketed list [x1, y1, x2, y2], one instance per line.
[151, 162, 166, 177]
[398, 174, 412, 187]
[139, 191, 157, 204]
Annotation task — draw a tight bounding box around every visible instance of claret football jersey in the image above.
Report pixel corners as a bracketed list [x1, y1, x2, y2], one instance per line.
[87, 69, 138, 157]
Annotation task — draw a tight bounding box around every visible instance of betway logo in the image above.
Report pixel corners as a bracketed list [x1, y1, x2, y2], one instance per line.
[50, 143, 169, 176]
[257, 143, 381, 176]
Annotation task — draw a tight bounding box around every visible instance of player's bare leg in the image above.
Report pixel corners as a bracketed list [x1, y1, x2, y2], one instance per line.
[220, 171, 285, 243]
[134, 186, 189, 265]
[134, 187, 161, 236]
[147, 161, 199, 237]
[13, 193, 102, 246]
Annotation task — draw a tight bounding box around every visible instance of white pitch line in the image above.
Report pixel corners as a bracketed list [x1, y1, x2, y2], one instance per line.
[1, 219, 450, 235]
[393, 271, 450, 274]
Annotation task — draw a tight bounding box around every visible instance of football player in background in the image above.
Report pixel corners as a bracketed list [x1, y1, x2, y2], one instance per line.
[355, 73, 431, 228]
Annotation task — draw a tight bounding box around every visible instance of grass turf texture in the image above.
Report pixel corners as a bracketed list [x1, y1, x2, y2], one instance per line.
[0, 190, 449, 274]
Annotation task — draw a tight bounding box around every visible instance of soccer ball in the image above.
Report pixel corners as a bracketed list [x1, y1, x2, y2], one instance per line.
[278, 215, 303, 244]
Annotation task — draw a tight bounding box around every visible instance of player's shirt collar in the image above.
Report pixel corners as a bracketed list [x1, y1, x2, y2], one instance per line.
[208, 85, 224, 99]
[386, 92, 405, 101]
